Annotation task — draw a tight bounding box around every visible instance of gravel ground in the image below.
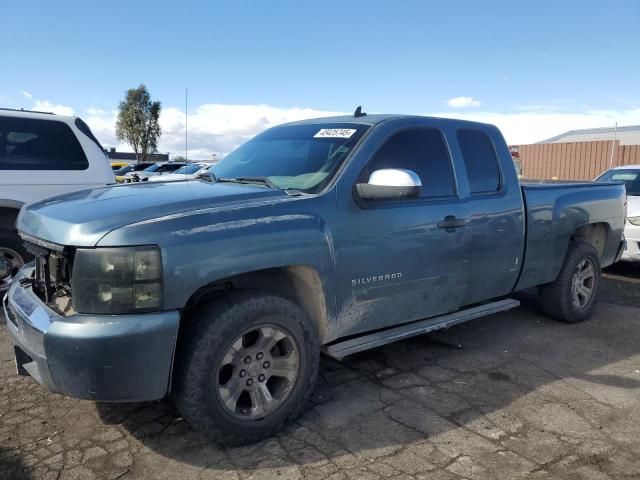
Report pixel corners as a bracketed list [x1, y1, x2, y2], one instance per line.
[1, 265, 639, 480]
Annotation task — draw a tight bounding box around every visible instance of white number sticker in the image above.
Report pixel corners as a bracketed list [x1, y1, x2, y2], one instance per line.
[314, 128, 357, 139]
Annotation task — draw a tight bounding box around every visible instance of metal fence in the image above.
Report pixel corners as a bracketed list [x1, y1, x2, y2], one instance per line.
[517, 140, 640, 180]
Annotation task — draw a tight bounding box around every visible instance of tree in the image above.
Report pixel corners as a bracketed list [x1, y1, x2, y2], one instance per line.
[116, 84, 161, 162]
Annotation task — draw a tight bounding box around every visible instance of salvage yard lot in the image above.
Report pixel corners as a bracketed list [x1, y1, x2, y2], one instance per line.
[1, 266, 639, 480]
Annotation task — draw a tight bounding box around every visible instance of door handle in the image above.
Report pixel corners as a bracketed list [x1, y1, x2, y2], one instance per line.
[437, 215, 466, 232]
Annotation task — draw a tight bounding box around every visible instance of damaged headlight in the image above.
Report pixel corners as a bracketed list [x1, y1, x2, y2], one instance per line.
[71, 246, 163, 314]
[628, 216, 640, 226]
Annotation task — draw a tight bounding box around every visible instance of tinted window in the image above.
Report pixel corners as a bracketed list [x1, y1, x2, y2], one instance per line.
[0, 117, 88, 170]
[75, 117, 104, 151]
[364, 128, 456, 198]
[596, 168, 640, 195]
[114, 165, 133, 175]
[173, 164, 203, 175]
[157, 163, 185, 173]
[457, 129, 501, 194]
[133, 162, 154, 171]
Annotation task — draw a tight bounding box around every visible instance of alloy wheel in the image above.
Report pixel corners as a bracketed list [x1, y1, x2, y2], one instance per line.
[216, 324, 299, 419]
[571, 258, 596, 308]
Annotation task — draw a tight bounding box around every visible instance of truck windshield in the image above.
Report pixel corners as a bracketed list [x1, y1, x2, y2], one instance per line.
[211, 123, 370, 193]
[596, 168, 640, 195]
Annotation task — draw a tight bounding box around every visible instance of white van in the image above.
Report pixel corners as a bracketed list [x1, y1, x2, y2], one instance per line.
[0, 108, 115, 292]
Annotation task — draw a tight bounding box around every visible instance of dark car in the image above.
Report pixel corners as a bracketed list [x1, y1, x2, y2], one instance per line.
[114, 162, 156, 182]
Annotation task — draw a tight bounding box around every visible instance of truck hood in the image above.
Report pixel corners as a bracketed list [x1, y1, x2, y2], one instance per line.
[17, 181, 287, 247]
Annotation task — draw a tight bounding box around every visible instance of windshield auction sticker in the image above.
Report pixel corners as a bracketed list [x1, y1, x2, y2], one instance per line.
[313, 128, 357, 139]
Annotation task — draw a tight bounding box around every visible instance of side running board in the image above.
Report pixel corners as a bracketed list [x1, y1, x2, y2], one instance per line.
[323, 298, 520, 360]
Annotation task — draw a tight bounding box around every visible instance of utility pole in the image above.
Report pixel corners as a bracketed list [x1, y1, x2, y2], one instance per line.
[609, 122, 617, 169]
[185, 88, 188, 162]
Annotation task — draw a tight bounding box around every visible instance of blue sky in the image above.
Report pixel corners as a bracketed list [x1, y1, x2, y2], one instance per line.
[1, 0, 639, 156]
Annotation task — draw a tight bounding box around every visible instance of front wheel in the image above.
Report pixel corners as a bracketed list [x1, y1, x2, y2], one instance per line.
[538, 241, 601, 323]
[175, 291, 319, 445]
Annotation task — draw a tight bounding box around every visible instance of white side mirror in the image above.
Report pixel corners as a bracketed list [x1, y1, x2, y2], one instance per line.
[356, 168, 422, 200]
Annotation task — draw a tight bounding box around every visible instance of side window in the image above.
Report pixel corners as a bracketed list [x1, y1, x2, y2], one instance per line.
[457, 129, 501, 194]
[364, 128, 456, 198]
[0, 117, 89, 171]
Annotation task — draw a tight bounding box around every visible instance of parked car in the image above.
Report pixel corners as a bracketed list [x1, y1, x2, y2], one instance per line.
[114, 162, 156, 183]
[596, 165, 640, 261]
[5, 114, 625, 446]
[123, 161, 187, 182]
[0, 108, 114, 293]
[148, 162, 214, 182]
[110, 161, 129, 171]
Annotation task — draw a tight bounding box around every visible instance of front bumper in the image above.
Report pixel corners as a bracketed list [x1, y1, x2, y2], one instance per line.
[621, 223, 640, 262]
[3, 265, 180, 402]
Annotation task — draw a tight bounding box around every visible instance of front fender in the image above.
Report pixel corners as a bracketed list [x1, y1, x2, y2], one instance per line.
[96, 198, 337, 315]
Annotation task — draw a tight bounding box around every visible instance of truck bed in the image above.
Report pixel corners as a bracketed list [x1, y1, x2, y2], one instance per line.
[515, 181, 626, 291]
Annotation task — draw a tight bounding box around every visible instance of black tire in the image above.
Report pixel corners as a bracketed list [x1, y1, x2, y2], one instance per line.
[0, 229, 31, 293]
[538, 241, 601, 323]
[174, 291, 319, 446]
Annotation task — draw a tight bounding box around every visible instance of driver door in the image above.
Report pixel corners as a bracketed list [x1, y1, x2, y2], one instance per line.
[333, 127, 471, 339]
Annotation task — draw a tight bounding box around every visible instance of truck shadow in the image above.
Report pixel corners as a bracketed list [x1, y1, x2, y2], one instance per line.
[0, 446, 33, 480]
[96, 299, 640, 473]
[601, 262, 640, 308]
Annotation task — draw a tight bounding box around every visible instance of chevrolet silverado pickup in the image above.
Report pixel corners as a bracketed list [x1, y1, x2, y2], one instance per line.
[3, 113, 626, 445]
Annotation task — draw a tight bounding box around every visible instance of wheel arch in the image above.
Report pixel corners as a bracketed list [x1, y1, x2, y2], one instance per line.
[570, 222, 609, 261]
[0, 203, 23, 230]
[180, 265, 331, 343]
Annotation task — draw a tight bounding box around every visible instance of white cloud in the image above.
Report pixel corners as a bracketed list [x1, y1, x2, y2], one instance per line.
[160, 104, 343, 158]
[21, 90, 33, 100]
[447, 96, 482, 108]
[31, 100, 75, 116]
[85, 103, 343, 159]
[73, 102, 640, 157]
[429, 107, 640, 144]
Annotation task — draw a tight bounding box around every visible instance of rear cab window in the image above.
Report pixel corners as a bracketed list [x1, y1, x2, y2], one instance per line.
[0, 117, 88, 170]
[457, 129, 501, 194]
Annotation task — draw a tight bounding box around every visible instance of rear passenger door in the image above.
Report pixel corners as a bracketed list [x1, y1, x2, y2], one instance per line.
[455, 128, 525, 305]
[334, 126, 471, 338]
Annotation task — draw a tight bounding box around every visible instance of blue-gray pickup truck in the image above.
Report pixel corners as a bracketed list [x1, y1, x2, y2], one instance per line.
[3, 113, 626, 445]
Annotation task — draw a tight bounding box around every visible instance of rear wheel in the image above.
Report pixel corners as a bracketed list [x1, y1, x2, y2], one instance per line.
[175, 291, 319, 445]
[538, 241, 600, 323]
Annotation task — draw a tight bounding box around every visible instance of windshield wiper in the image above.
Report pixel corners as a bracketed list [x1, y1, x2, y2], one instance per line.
[217, 177, 276, 188]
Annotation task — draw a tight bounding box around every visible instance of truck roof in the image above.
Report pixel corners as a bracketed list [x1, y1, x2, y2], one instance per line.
[282, 113, 496, 130]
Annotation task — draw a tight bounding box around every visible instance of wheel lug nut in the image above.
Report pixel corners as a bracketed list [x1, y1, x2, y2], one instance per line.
[258, 374, 265, 382]
[256, 352, 264, 360]
[246, 378, 254, 386]
[244, 356, 251, 364]
[239, 369, 247, 377]
[263, 361, 270, 369]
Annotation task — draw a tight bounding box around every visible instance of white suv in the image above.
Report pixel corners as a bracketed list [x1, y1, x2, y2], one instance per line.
[0, 108, 115, 291]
